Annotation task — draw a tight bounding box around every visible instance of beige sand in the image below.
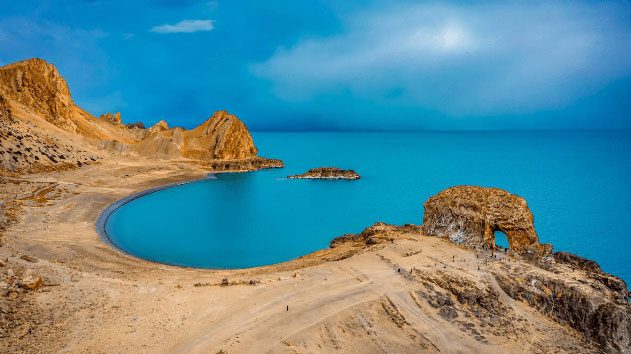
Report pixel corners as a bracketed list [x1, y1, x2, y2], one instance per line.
[0, 157, 597, 353]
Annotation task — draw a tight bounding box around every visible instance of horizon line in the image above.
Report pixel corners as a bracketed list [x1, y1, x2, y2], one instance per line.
[250, 128, 631, 133]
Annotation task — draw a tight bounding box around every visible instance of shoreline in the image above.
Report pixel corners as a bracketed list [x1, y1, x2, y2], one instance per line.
[1, 157, 628, 353]
[95, 173, 216, 267]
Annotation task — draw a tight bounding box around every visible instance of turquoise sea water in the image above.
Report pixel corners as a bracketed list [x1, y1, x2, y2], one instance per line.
[105, 131, 631, 283]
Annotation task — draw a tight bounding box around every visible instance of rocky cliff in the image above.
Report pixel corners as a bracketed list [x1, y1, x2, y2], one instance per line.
[0, 58, 278, 173]
[182, 110, 258, 160]
[330, 202, 630, 352]
[423, 186, 552, 256]
[417, 186, 630, 351]
[0, 58, 76, 132]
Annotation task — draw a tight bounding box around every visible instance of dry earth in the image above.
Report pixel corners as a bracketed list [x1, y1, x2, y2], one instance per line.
[0, 157, 617, 354]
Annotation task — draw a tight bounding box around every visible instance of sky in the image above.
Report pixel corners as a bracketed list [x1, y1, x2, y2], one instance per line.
[1, 0, 630, 131]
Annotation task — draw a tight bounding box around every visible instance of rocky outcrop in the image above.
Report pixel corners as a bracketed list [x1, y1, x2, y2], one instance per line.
[0, 58, 281, 173]
[0, 58, 76, 132]
[422, 186, 551, 256]
[204, 157, 284, 171]
[181, 110, 258, 160]
[492, 255, 630, 352]
[288, 167, 360, 180]
[99, 112, 122, 126]
[330, 222, 630, 352]
[147, 120, 169, 135]
[125, 122, 145, 129]
[129, 112, 262, 162]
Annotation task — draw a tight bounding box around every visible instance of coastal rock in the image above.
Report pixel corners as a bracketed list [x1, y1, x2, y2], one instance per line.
[331, 222, 630, 352]
[0, 58, 281, 173]
[288, 167, 360, 180]
[99, 112, 122, 126]
[182, 110, 258, 160]
[492, 261, 631, 352]
[422, 186, 552, 256]
[204, 157, 284, 171]
[131, 112, 262, 162]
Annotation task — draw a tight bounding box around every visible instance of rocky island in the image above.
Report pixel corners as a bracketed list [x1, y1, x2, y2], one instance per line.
[0, 58, 629, 353]
[288, 167, 360, 180]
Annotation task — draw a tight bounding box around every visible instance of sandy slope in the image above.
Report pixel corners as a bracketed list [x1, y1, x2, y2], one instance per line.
[0, 157, 605, 354]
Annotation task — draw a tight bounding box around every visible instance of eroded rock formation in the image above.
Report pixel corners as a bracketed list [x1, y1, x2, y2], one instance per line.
[0, 58, 280, 173]
[330, 222, 630, 352]
[288, 167, 360, 180]
[147, 120, 169, 135]
[182, 110, 258, 160]
[0, 58, 76, 132]
[99, 112, 122, 126]
[423, 186, 551, 256]
[492, 252, 631, 352]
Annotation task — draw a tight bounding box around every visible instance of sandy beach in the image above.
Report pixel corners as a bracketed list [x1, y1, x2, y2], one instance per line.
[1, 156, 615, 353]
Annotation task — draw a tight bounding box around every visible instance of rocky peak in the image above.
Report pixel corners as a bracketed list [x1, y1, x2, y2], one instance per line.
[182, 110, 258, 160]
[148, 120, 169, 135]
[423, 186, 552, 256]
[100, 112, 122, 125]
[0, 58, 76, 132]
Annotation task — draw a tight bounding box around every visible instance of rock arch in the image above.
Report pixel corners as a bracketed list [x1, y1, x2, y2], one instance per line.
[422, 186, 552, 256]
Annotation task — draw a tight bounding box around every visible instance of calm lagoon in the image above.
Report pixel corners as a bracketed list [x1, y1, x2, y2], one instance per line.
[105, 131, 631, 283]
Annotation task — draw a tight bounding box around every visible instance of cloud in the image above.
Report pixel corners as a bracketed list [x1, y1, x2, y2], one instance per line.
[150, 19, 214, 34]
[252, 2, 631, 116]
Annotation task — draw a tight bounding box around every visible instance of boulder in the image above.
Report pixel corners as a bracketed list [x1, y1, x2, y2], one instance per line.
[422, 186, 552, 255]
[19, 275, 42, 291]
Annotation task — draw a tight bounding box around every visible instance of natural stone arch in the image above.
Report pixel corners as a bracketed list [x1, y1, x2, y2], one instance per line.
[422, 186, 552, 256]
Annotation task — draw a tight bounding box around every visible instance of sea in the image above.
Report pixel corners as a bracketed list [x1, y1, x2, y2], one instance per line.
[104, 131, 631, 283]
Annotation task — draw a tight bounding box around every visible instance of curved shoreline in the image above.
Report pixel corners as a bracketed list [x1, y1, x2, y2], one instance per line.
[94, 171, 322, 271]
[95, 174, 217, 265]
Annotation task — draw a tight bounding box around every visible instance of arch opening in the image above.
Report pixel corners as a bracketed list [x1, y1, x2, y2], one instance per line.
[494, 230, 509, 250]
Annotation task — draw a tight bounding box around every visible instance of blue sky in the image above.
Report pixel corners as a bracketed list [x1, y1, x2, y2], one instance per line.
[1, 0, 630, 130]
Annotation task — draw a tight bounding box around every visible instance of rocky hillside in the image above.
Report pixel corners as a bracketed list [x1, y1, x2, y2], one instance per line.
[129, 111, 260, 161]
[183, 110, 257, 160]
[330, 186, 631, 352]
[0, 58, 278, 173]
